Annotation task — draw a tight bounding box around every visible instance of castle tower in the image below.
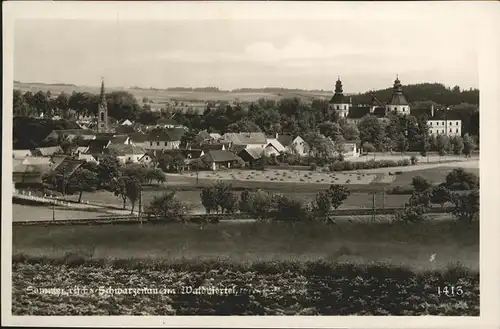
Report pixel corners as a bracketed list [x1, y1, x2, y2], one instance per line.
[97, 78, 108, 132]
[386, 75, 410, 115]
[328, 76, 350, 118]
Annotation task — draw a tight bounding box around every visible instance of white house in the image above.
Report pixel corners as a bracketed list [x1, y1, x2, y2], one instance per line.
[277, 134, 309, 157]
[145, 128, 185, 150]
[106, 144, 147, 164]
[221, 132, 268, 151]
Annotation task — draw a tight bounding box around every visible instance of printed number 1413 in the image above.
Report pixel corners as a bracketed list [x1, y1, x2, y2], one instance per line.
[437, 286, 463, 297]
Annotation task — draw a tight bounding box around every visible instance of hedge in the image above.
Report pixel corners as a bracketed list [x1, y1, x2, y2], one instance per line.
[328, 159, 412, 172]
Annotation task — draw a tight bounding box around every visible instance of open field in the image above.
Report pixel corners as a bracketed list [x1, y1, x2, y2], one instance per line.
[14, 82, 332, 105]
[12, 257, 479, 315]
[13, 220, 478, 270]
[183, 169, 380, 185]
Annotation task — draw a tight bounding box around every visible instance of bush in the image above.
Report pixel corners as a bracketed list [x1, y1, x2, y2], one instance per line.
[144, 191, 187, 222]
[394, 205, 428, 222]
[309, 162, 317, 171]
[410, 155, 418, 165]
[387, 186, 414, 195]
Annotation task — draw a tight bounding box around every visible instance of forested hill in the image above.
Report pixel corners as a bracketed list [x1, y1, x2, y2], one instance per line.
[350, 83, 479, 106]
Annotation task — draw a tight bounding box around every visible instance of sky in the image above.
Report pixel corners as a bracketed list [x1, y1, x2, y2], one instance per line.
[14, 12, 479, 93]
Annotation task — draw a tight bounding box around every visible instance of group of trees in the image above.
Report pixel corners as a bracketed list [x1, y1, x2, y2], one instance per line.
[397, 168, 479, 224]
[43, 155, 166, 213]
[198, 182, 351, 222]
[13, 89, 142, 122]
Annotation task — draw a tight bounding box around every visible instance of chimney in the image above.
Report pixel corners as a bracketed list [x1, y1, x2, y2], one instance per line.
[431, 105, 434, 117]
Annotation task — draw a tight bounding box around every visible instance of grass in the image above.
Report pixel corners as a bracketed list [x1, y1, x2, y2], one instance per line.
[13, 220, 479, 271]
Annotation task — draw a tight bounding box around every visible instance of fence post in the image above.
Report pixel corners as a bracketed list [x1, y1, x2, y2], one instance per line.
[372, 193, 376, 223]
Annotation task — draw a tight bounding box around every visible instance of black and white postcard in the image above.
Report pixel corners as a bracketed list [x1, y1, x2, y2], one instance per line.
[2, 1, 500, 328]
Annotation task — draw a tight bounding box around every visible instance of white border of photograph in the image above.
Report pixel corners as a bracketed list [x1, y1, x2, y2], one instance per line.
[2, 1, 500, 328]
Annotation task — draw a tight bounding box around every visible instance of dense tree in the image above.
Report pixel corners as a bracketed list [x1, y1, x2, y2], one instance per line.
[436, 135, 450, 158]
[144, 191, 187, 222]
[67, 168, 98, 203]
[445, 168, 479, 190]
[106, 91, 141, 121]
[200, 182, 237, 214]
[462, 133, 476, 157]
[357, 115, 385, 151]
[96, 155, 122, 190]
[450, 136, 464, 155]
[430, 185, 451, 207]
[13, 90, 28, 117]
[411, 175, 432, 193]
[450, 189, 479, 224]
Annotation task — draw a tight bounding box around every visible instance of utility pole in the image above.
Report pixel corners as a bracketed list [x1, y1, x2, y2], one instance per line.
[382, 188, 385, 210]
[138, 187, 143, 227]
[52, 199, 56, 221]
[372, 192, 376, 223]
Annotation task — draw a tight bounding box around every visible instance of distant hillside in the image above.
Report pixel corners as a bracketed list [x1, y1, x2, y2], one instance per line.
[350, 83, 479, 106]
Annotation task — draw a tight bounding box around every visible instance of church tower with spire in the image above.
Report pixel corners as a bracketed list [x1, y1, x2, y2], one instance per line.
[386, 75, 410, 115]
[97, 78, 108, 132]
[328, 76, 350, 118]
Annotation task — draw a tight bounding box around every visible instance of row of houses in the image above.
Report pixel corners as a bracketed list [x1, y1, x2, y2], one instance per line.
[14, 127, 360, 176]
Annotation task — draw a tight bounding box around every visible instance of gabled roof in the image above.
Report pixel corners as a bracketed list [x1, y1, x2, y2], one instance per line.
[21, 157, 53, 166]
[51, 129, 95, 136]
[201, 143, 225, 151]
[347, 107, 370, 119]
[411, 108, 433, 119]
[109, 135, 129, 144]
[428, 110, 463, 121]
[266, 139, 286, 153]
[209, 133, 222, 140]
[148, 128, 185, 142]
[202, 150, 243, 163]
[106, 144, 146, 156]
[277, 134, 294, 147]
[372, 107, 387, 118]
[129, 132, 149, 143]
[222, 132, 267, 145]
[13, 150, 32, 158]
[238, 147, 263, 160]
[85, 139, 111, 154]
[197, 130, 211, 140]
[33, 146, 63, 157]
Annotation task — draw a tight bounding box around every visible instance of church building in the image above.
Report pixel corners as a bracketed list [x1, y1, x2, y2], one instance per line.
[97, 78, 109, 133]
[328, 77, 351, 118]
[386, 75, 410, 115]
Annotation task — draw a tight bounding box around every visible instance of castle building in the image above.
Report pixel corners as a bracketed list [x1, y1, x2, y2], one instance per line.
[412, 105, 462, 137]
[386, 75, 410, 115]
[328, 77, 351, 118]
[97, 78, 108, 133]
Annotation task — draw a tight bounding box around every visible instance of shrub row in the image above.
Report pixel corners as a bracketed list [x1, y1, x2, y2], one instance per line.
[386, 186, 415, 195]
[328, 159, 412, 172]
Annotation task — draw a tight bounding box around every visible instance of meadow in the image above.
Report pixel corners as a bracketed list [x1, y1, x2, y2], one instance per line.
[13, 220, 479, 270]
[12, 220, 479, 315]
